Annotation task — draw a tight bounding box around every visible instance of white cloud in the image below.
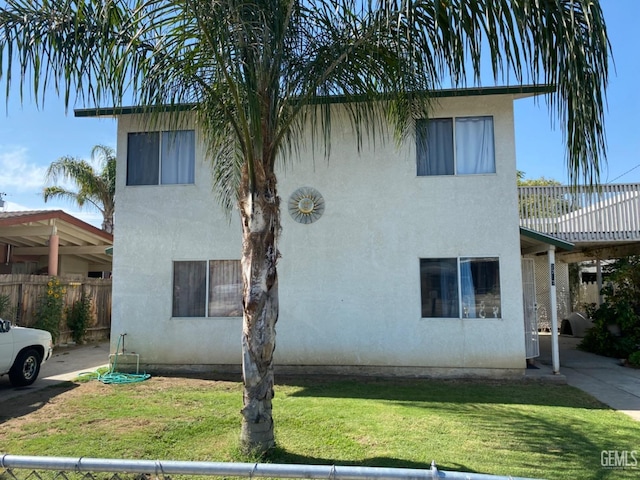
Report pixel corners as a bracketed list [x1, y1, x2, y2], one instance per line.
[0, 146, 48, 192]
[68, 210, 103, 228]
[3, 201, 33, 212]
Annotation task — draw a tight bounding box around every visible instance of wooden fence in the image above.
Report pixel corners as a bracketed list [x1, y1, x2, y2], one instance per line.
[0, 274, 111, 345]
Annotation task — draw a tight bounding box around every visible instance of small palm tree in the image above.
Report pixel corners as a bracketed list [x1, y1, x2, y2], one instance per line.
[43, 145, 116, 234]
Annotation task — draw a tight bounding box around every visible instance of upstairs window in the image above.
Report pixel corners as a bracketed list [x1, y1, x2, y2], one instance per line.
[127, 130, 195, 185]
[420, 257, 501, 318]
[417, 116, 495, 176]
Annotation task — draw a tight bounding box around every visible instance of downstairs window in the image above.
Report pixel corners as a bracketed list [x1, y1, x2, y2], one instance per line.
[173, 260, 242, 317]
[420, 257, 501, 318]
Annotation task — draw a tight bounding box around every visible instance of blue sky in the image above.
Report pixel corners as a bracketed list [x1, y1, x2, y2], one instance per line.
[0, 0, 637, 227]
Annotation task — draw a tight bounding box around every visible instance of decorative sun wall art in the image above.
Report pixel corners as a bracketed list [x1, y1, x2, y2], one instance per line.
[288, 187, 325, 224]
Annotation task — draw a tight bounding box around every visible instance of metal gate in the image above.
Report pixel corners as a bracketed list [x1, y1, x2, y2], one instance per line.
[522, 258, 539, 359]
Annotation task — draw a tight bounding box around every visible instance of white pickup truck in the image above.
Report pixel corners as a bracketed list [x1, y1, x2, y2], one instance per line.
[0, 319, 53, 386]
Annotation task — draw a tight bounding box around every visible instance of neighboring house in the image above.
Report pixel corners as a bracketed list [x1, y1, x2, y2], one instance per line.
[79, 85, 563, 377]
[0, 211, 113, 343]
[0, 210, 113, 277]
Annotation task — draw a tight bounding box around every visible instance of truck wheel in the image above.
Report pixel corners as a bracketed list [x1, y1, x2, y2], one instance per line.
[9, 348, 42, 387]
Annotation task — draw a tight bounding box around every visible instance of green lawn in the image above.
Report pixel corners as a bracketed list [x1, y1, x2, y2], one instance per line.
[1, 376, 638, 480]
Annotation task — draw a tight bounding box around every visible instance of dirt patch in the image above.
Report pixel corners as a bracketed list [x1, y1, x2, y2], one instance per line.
[0, 376, 237, 426]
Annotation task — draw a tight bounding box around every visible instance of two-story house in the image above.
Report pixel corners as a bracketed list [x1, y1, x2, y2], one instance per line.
[78, 85, 553, 377]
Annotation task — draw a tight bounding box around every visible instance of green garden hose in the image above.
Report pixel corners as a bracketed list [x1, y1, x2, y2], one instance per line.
[79, 334, 150, 384]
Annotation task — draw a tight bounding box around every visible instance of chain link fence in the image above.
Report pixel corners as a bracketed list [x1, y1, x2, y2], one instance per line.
[0, 455, 545, 480]
[1, 469, 133, 480]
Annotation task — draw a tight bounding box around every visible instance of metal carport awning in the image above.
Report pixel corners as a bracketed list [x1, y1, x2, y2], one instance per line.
[520, 227, 575, 255]
[520, 227, 574, 375]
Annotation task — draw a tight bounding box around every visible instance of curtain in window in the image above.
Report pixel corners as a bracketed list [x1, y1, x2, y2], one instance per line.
[417, 118, 454, 176]
[161, 130, 195, 184]
[461, 257, 501, 318]
[127, 132, 160, 185]
[441, 259, 459, 317]
[421, 257, 500, 319]
[420, 258, 458, 317]
[455, 117, 495, 174]
[209, 260, 243, 317]
[173, 261, 206, 317]
[460, 258, 477, 318]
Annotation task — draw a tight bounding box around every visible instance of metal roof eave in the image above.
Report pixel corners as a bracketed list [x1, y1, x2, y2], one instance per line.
[74, 84, 554, 118]
[520, 227, 575, 252]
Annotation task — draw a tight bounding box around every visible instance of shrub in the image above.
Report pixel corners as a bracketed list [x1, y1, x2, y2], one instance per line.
[0, 293, 16, 320]
[580, 256, 640, 359]
[34, 277, 66, 344]
[629, 351, 640, 368]
[66, 292, 92, 344]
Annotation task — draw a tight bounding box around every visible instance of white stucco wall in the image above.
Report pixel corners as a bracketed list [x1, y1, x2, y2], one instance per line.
[111, 94, 526, 376]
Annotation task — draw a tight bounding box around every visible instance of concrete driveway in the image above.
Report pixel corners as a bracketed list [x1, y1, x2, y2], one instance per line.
[0, 341, 110, 402]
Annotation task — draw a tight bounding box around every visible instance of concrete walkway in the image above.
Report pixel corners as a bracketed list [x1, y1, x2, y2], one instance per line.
[535, 333, 640, 421]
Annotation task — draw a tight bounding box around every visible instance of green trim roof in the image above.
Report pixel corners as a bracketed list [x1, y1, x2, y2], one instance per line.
[74, 84, 554, 118]
[75, 103, 197, 117]
[520, 227, 575, 252]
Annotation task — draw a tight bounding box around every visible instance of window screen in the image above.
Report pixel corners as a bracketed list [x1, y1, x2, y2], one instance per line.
[127, 132, 160, 185]
[173, 261, 206, 317]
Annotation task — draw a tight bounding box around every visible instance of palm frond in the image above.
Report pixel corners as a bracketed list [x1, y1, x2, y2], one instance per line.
[42, 186, 85, 205]
[42, 149, 115, 224]
[1, 0, 610, 197]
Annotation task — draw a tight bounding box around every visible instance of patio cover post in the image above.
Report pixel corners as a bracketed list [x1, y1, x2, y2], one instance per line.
[48, 226, 59, 277]
[596, 258, 603, 305]
[548, 245, 560, 374]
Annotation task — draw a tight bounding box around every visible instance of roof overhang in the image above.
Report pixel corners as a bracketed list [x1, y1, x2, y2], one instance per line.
[520, 227, 575, 256]
[0, 210, 113, 271]
[75, 84, 555, 118]
[556, 240, 640, 263]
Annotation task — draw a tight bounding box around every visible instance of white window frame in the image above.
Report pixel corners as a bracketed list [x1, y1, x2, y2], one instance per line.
[416, 116, 496, 176]
[420, 256, 502, 319]
[127, 130, 196, 186]
[172, 260, 242, 318]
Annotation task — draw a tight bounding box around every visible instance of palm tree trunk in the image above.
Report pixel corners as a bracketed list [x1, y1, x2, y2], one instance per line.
[102, 215, 114, 234]
[238, 169, 279, 454]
